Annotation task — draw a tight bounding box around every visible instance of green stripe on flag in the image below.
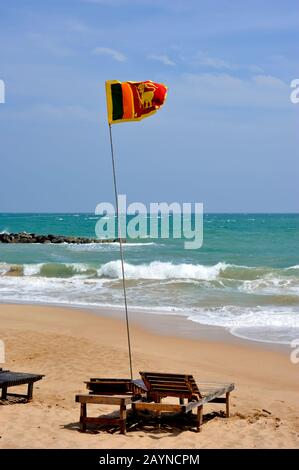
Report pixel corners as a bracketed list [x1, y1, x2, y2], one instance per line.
[111, 83, 123, 121]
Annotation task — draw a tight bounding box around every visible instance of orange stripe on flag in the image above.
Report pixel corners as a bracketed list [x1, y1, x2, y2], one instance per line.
[121, 82, 134, 119]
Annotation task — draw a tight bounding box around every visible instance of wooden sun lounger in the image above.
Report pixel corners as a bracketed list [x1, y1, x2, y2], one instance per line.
[75, 373, 234, 433]
[0, 370, 44, 401]
[134, 372, 235, 431]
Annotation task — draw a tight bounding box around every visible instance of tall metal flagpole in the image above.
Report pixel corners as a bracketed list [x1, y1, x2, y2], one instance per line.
[108, 123, 133, 380]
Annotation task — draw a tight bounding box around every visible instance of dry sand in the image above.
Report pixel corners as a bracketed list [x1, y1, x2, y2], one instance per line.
[0, 303, 298, 448]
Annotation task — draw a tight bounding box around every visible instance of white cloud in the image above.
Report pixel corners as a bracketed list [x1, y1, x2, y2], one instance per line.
[65, 20, 89, 33]
[188, 52, 263, 74]
[83, 0, 121, 4]
[93, 47, 126, 62]
[148, 54, 175, 66]
[28, 33, 74, 57]
[170, 73, 289, 111]
[246, 65, 264, 74]
[83, 0, 154, 5]
[4, 104, 99, 123]
[253, 74, 286, 88]
[194, 52, 232, 69]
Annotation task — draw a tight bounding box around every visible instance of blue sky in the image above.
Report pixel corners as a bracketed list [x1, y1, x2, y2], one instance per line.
[0, 0, 298, 212]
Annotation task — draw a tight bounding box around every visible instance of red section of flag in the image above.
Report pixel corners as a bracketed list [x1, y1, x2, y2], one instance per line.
[128, 81, 167, 119]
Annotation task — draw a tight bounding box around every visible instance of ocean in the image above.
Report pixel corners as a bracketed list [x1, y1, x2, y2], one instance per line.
[0, 213, 298, 345]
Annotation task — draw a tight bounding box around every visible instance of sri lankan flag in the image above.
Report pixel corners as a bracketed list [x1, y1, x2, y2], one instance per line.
[105, 80, 167, 124]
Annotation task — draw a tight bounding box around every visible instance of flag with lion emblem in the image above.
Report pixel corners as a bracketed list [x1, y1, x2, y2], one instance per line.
[105, 80, 168, 124]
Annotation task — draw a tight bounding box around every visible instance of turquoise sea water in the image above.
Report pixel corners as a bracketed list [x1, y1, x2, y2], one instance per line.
[0, 213, 298, 345]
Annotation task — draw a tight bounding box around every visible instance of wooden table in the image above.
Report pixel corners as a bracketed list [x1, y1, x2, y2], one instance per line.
[75, 394, 132, 435]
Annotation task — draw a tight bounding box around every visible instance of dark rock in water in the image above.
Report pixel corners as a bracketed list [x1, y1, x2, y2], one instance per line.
[0, 232, 125, 244]
[0, 234, 13, 243]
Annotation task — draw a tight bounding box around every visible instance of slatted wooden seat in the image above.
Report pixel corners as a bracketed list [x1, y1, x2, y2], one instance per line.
[85, 378, 147, 398]
[140, 371, 202, 403]
[134, 372, 235, 431]
[0, 370, 44, 402]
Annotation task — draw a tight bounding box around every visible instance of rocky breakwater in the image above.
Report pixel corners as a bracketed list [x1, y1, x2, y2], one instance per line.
[0, 232, 125, 244]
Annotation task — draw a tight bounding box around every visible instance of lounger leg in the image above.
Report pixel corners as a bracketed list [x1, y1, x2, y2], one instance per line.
[1, 385, 7, 400]
[156, 398, 162, 429]
[119, 401, 127, 435]
[197, 405, 203, 432]
[27, 382, 34, 401]
[226, 392, 230, 417]
[80, 403, 87, 432]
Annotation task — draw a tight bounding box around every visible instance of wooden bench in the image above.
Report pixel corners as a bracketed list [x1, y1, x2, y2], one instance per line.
[75, 394, 132, 435]
[0, 370, 44, 402]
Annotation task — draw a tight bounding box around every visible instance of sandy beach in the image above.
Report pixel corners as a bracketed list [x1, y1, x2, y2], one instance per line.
[0, 303, 298, 449]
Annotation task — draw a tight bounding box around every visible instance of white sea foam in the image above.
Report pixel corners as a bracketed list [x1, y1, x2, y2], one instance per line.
[230, 326, 299, 345]
[98, 242, 157, 247]
[0, 275, 109, 305]
[23, 264, 43, 276]
[188, 305, 299, 329]
[0, 273, 298, 344]
[239, 276, 299, 295]
[2, 260, 299, 298]
[21, 262, 98, 277]
[65, 263, 95, 275]
[71, 263, 91, 273]
[97, 260, 227, 280]
[66, 243, 111, 252]
[0, 229, 9, 234]
[0, 263, 10, 275]
[187, 305, 299, 343]
[123, 242, 157, 247]
[67, 242, 156, 251]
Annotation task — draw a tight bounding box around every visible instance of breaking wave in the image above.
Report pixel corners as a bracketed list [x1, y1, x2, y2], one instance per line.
[0, 260, 298, 344]
[0, 261, 298, 290]
[97, 260, 226, 280]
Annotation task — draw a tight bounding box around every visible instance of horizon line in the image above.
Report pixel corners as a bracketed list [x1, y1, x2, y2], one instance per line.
[0, 211, 298, 215]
